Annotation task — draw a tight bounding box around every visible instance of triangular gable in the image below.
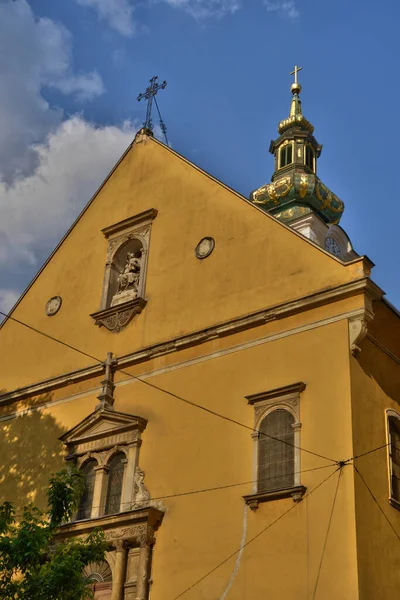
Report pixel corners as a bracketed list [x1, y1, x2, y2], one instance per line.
[60, 407, 147, 446]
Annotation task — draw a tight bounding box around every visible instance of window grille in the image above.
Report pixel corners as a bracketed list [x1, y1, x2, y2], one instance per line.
[77, 459, 97, 520]
[258, 409, 295, 492]
[105, 454, 125, 515]
[389, 416, 400, 503]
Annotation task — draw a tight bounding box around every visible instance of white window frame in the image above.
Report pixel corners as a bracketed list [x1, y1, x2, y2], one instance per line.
[386, 409, 400, 509]
[244, 383, 305, 508]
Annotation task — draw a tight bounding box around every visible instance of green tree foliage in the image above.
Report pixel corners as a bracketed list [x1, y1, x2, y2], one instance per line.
[0, 469, 107, 599]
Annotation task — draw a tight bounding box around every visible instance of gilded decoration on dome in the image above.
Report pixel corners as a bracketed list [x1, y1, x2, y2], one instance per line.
[252, 176, 293, 205]
[315, 181, 344, 214]
[299, 174, 309, 199]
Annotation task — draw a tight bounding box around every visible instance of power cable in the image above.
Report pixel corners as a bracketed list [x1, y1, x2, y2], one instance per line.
[0, 310, 337, 464]
[172, 466, 341, 600]
[353, 465, 400, 543]
[9, 463, 335, 520]
[312, 467, 342, 599]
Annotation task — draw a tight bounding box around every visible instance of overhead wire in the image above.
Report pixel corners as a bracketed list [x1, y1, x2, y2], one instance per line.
[172, 466, 341, 600]
[311, 467, 342, 600]
[353, 465, 400, 543]
[9, 463, 336, 520]
[0, 310, 337, 464]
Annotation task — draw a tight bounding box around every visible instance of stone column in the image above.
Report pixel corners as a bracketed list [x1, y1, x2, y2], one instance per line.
[92, 465, 108, 518]
[135, 528, 154, 600]
[111, 540, 128, 600]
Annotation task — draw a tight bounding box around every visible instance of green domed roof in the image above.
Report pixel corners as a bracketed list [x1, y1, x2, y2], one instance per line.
[250, 66, 344, 225]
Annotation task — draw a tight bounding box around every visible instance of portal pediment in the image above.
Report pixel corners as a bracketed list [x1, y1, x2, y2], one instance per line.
[60, 407, 147, 457]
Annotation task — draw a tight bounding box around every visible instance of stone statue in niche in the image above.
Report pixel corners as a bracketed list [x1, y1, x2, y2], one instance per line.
[111, 251, 142, 307]
[132, 466, 150, 508]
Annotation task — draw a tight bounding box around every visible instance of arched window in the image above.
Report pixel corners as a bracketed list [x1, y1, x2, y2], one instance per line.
[279, 144, 293, 169]
[77, 459, 97, 521]
[305, 145, 315, 170]
[105, 453, 125, 515]
[388, 413, 400, 505]
[258, 409, 295, 492]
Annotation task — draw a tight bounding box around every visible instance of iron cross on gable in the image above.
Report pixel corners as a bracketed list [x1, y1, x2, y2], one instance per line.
[290, 65, 303, 85]
[137, 76, 167, 132]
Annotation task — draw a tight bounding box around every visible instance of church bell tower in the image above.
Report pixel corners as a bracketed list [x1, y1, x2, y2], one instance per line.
[250, 66, 357, 261]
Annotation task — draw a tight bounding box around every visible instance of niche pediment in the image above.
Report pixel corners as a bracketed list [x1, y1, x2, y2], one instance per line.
[60, 407, 147, 458]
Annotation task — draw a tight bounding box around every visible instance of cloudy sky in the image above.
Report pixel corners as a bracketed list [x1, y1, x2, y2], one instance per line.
[1, 0, 399, 315]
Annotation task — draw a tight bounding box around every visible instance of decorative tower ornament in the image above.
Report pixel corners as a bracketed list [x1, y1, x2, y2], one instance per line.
[250, 66, 344, 226]
[137, 76, 169, 145]
[96, 352, 117, 411]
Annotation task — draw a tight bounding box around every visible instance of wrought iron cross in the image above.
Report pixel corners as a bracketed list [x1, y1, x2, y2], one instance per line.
[137, 76, 167, 131]
[290, 65, 303, 84]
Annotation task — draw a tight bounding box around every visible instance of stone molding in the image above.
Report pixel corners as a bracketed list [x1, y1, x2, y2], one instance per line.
[101, 210, 158, 239]
[58, 507, 163, 545]
[246, 382, 306, 406]
[243, 485, 307, 510]
[0, 277, 383, 408]
[90, 298, 147, 333]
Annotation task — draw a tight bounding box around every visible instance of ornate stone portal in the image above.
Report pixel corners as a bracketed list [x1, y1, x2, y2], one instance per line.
[58, 508, 164, 600]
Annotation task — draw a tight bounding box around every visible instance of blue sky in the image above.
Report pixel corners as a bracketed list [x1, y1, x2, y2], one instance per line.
[0, 0, 399, 313]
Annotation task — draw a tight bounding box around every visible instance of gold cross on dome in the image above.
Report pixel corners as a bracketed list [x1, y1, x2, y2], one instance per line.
[290, 65, 303, 84]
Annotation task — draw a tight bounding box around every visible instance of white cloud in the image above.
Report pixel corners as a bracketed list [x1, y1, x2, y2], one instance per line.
[161, 0, 240, 18]
[75, 0, 135, 36]
[264, 0, 299, 18]
[0, 289, 20, 315]
[0, 0, 104, 184]
[0, 117, 137, 276]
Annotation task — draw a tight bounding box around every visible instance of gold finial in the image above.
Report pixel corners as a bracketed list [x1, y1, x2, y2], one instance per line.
[290, 65, 302, 95]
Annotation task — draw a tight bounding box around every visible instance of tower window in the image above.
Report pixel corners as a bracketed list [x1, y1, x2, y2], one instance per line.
[279, 144, 293, 168]
[305, 145, 314, 170]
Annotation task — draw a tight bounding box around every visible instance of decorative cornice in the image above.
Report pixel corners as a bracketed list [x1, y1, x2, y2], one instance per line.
[90, 298, 147, 332]
[101, 209, 158, 239]
[246, 382, 306, 405]
[57, 507, 163, 544]
[0, 278, 384, 407]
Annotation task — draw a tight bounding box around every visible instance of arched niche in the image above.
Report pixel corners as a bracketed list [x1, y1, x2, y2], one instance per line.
[107, 238, 144, 308]
[91, 209, 157, 332]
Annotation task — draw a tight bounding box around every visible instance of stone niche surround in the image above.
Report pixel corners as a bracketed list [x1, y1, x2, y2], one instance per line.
[91, 209, 158, 333]
[59, 406, 164, 600]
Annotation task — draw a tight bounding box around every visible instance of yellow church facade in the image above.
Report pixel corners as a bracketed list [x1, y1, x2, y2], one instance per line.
[0, 75, 400, 599]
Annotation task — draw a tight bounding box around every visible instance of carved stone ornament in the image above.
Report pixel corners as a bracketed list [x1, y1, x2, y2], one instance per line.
[195, 237, 215, 259]
[46, 296, 62, 316]
[90, 298, 147, 333]
[349, 317, 368, 356]
[132, 467, 151, 509]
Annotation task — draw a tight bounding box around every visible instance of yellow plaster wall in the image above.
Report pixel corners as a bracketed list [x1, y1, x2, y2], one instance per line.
[0, 317, 359, 599]
[350, 321, 400, 599]
[0, 136, 366, 391]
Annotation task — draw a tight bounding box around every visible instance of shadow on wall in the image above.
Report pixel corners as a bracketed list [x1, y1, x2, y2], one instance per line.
[357, 341, 400, 406]
[0, 393, 67, 510]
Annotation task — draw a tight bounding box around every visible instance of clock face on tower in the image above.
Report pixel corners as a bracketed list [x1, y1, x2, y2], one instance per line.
[325, 236, 342, 257]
